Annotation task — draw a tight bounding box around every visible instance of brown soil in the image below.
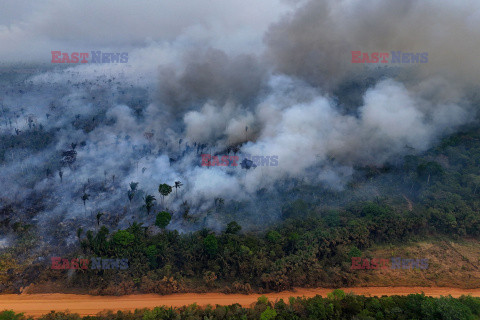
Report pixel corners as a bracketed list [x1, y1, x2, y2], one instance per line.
[1, 287, 480, 317]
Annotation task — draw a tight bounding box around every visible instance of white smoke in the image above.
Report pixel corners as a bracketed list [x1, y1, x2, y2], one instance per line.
[0, 0, 478, 241]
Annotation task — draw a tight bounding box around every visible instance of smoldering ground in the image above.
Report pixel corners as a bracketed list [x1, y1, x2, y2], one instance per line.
[0, 0, 479, 249]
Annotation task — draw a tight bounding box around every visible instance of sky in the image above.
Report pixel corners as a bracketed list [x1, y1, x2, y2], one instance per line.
[0, 0, 294, 62]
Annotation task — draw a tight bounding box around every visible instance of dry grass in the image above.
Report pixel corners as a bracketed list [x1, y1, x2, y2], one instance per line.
[351, 238, 480, 288]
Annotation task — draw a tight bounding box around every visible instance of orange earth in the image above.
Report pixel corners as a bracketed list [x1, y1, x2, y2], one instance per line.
[1, 287, 480, 317]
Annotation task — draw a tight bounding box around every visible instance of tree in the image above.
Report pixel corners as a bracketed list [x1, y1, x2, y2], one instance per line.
[113, 230, 135, 246]
[76, 227, 83, 240]
[266, 230, 281, 243]
[127, 182, 139, 203]
[143, 194, 156, 215]
[226, 221, 241, 234]
[348, 246, 362, 258]
[174, 181, 183, 197]
[155, 211, 172, 229]
[260, 307, 277, 320]
[145, 245, 158, 268]
[203, 271, 217, 287]
[214, 197, 224, 209]
[417, 161, 444, 184]
[96, 212, 104, 230]
[0, 310, 24, 320]
[81, 192, 89, 216]
[158, 183, 172, 206]
[328, 289, 346, 300]
[203, 234, 218, 256]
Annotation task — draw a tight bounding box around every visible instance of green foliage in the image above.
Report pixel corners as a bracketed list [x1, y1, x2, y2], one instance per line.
[348, 246, 362, 258]
[417, 161, 444, 179]
[155, 211, 172, 229]
[257, 295, 269, 305]
[421, 296, 474, 320]
[266, 230, 281, 243]
[145, 245, 158, 257]
[359, 202, 391, 217]
[282, 199, 310, 219]
[225, 221, 241, 234]
[112, 230, 134, 246]
[260, 306, 277, 320]
[203, 234, 218, 256]
[158, 183, 173, 207]
[143, 194, 156, 215]
[158, 183, 172, 197]
[38, 311, 81, 320]
[76, 227, 83, 239]
[145, 244, 158, 268]
[0, 311, 25, 320]
[327, 289, 346, 301]
[142, 307, 177, 320]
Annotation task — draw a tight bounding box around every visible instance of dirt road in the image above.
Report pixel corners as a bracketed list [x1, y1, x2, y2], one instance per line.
[1, 287, 480, 317]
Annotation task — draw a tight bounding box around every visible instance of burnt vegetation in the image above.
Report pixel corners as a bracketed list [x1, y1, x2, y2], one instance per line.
[3, 125, 480, 294]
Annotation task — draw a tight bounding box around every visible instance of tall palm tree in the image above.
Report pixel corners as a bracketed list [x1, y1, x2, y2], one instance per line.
[81, 192, 89, 216]
[158, 183, 172, 207]
[127, 182, 139, 203]
[76, 227, 83, 240]
[174, 181, 183, 197]
[96, 212, 104, 230]
[143, 194, 156, 215]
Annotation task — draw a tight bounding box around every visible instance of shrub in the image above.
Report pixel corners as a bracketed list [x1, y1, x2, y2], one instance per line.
[260, 306, 277, 320]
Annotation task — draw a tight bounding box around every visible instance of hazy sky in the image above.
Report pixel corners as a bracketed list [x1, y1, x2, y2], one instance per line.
[0, 0, 293, 62]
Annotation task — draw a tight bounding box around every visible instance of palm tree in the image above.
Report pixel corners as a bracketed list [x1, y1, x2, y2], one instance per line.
[127, 182, 139, 203]
[158, 183, 172, 207]
[76, 227, 83, 240]
[96, 212, 104, 230]
[174, 181, 183, 197]
[214, 197, 224, 209]
[81, 192, 89, 216]
[143, 194, 156, 215]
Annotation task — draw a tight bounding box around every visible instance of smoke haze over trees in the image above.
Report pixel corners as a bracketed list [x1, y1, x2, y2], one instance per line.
[0, 0, 479, 249]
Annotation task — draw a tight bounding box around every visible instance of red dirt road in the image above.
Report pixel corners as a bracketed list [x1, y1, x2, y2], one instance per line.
[1, 287, 480, 317]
